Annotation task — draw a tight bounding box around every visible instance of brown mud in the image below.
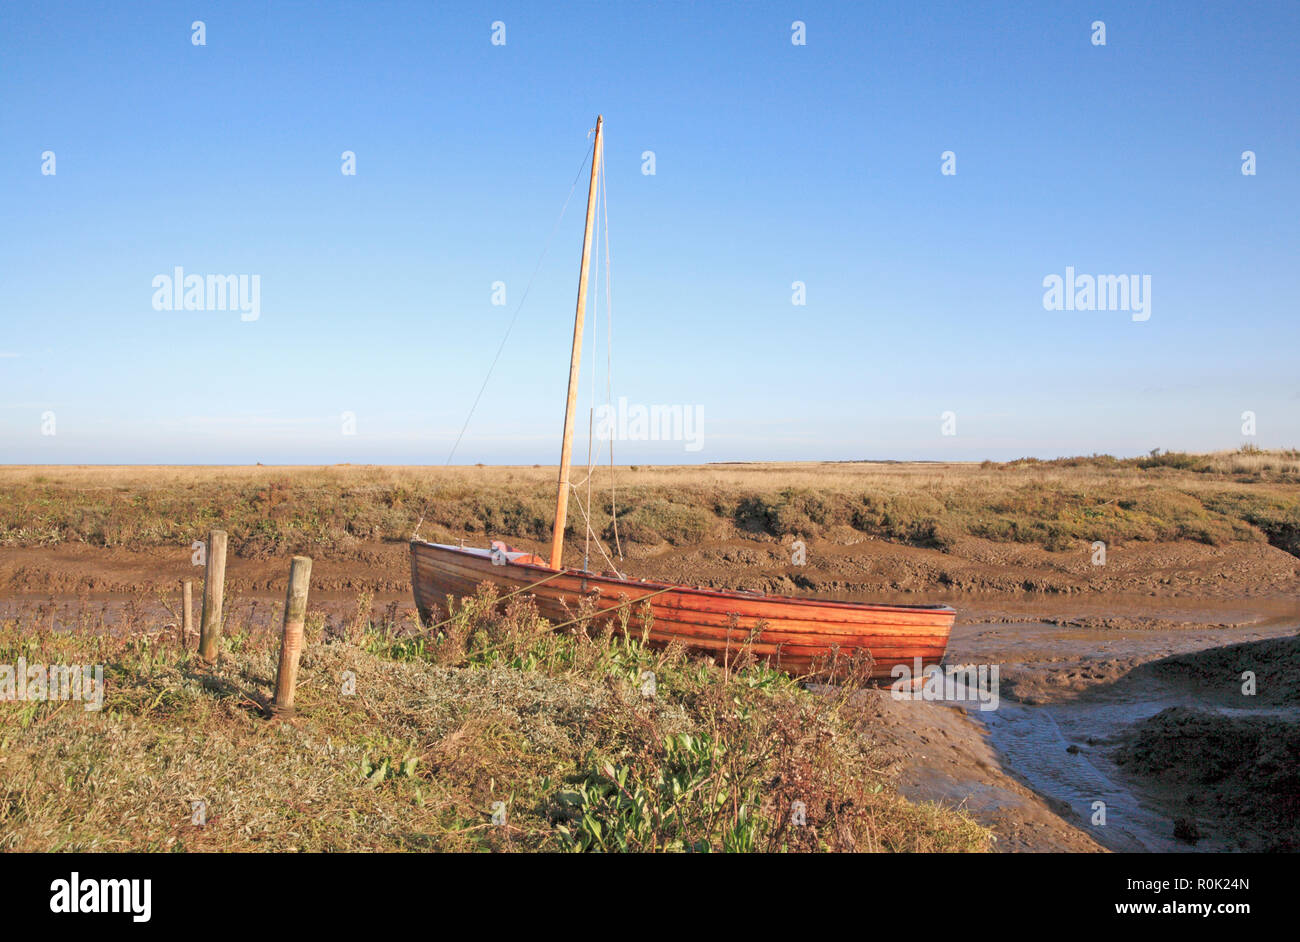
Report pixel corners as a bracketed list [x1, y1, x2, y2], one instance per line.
[3, 532, 1298, 600]
[630, 535, 1300, 600]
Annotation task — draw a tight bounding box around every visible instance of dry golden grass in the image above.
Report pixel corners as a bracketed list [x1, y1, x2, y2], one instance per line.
[2, 450, 1297, 558]
[0, 591, 990, 853]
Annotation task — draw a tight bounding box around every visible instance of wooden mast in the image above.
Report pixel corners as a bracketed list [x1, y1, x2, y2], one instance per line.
[549, 115, 603, 570]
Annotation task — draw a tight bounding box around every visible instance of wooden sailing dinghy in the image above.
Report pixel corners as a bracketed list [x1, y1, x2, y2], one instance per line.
[410, 116, 955, 680]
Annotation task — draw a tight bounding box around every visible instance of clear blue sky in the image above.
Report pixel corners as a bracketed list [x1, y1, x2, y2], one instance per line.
[2, 1, 1296, 464]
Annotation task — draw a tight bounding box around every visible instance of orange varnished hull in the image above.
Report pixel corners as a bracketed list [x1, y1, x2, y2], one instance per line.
[410, 541, 953, 680]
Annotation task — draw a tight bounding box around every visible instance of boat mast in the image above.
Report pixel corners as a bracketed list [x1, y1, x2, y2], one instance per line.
[549, 115, 603, 570]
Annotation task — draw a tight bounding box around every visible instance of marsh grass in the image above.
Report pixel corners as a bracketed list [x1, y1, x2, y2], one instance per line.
[2, 449, 1296, 560]
[0, 587, 987, 853]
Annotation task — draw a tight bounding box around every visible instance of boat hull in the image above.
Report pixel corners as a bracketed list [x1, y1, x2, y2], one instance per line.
[410, 541, 954, 680]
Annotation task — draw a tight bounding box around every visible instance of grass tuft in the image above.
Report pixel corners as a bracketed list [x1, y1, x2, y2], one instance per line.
[0, 592, 988, 853]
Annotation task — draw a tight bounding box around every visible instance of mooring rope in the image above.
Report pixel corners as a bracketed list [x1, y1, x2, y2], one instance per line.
[545, 584, 676, 632]
[464, 582, 679, 662]
[419, 568, 568, 634]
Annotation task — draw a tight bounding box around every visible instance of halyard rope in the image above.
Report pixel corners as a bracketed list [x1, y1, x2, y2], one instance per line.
[600, 147, 623, 560]
[575, 134, 623, 571]
[584, 144, 601, 572]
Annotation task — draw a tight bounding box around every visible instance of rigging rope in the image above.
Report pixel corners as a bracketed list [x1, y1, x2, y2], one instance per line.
[584, 142, 601, 572]
[412, 140, 593, 540]
[413, 122, 625, 572]
[442, 141, 593, 468]
[575, 135, 624, 574]
[600, 145, 623, 560]
[568, 472, 621, 575]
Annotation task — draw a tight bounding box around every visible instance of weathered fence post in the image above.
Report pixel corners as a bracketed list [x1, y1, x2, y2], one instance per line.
[181, 579, 193, 639]
[197, 529, 228, 661]
[271, 556, 313, 717]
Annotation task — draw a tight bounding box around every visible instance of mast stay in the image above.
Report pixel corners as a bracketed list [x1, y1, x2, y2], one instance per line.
[548, 115, 604, 570]
[575, 135, 622, 574]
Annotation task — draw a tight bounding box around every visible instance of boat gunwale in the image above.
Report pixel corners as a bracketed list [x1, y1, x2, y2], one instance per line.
[411, 539, 957, 616]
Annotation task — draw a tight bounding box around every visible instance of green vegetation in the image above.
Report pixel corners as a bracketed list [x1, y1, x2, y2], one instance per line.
[0, 586, 988, 852]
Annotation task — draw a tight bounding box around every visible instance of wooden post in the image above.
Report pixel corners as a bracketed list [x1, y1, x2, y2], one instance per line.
[271, 556, 312, 716]
[197, 529, 228, 661]
[181, 579, 193, 639]
[549, 114, 603, 571]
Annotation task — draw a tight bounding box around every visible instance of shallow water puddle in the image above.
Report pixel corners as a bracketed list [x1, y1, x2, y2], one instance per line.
[978, 702, 1184, 851]
[946, 616, 1300, 852]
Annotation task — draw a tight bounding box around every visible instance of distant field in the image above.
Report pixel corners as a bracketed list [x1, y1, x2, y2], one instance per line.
[2, 450, 1298, 562]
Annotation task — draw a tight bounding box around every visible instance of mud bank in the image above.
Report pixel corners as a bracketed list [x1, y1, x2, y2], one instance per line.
[642, 536, 1300, 600]
[3, 534, 1298, 599]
